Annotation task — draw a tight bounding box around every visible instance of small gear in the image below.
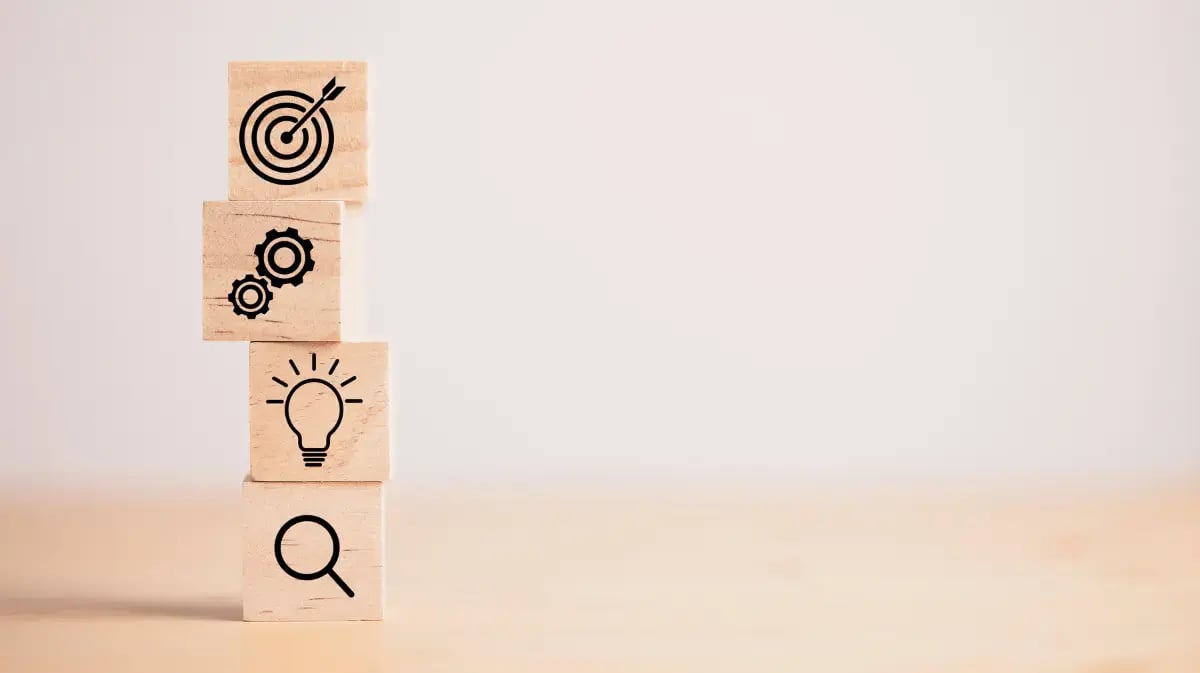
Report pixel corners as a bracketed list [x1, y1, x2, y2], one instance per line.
[228, 274, 273, 319]
[254, 227, 315, 288]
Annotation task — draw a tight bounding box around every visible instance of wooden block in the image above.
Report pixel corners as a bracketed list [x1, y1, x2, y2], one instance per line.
[340, 203, 368, 339]
[202, 200, 344, 341]
[243, 479, 384, 621]
[229, 61, 369, 202]
[250, 342, 390, 481]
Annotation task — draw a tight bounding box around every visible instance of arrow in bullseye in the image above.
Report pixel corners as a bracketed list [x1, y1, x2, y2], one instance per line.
[281, 77, 346, 144]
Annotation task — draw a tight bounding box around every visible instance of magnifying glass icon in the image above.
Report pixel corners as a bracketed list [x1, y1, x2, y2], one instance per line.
[273, 514, 355, 598]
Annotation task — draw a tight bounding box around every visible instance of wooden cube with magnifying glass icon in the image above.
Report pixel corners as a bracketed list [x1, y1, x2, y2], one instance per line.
[243, 478, 384, 621]
[249, 341, 389, 482]
[202, 200, 367, 342]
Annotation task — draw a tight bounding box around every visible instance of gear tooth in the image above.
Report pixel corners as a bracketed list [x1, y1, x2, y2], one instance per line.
[259, 265, 283, 288]
[283, 227, 299, 236]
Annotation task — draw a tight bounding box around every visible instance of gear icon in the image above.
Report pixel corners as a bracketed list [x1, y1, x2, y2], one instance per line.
[254, 227, 315, 288]
[228, 274, 273, 319]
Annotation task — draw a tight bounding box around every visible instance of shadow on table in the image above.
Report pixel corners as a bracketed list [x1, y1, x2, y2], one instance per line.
[0, 591, 240, 621]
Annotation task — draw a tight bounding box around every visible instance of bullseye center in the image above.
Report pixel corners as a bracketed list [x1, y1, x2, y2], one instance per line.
[280, 131, 294, 144]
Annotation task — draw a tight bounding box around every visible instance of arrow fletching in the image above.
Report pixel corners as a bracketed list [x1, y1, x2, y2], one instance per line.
[322, 77, 345, 100]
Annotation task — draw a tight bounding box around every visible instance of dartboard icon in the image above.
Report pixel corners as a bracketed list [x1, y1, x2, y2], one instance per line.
[239, 77, 346, 186]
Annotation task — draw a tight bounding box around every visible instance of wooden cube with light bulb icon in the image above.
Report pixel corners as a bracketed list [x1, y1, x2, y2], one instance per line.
[243, 478, 384, 621]
[249, 342, 389, 482]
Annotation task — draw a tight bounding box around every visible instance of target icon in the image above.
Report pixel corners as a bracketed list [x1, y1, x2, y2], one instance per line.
[239, 77, 346, 186]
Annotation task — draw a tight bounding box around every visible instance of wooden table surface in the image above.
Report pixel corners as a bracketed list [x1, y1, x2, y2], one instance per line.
[0, 483, 1197, 672]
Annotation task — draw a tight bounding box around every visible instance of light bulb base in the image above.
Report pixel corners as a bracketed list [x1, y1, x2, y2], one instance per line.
[300, 450, 327, 467]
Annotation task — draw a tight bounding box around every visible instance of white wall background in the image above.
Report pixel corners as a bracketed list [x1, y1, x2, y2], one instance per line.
[0, 0, 1197, 488]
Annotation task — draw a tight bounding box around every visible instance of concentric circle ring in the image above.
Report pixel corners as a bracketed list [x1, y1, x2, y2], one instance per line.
[237, 284, 265, 311]
[263, 115, 309, 160]
[239, 90, 336, 186]
[262, 238, 305, 279]
[250, 101, 321, 175]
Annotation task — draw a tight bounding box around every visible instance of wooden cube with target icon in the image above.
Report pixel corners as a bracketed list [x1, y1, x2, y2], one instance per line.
[202, 200, 365, 341]
[243, 478, 384, 621]
[249, 342, 390, 482]
[229, 61, 369, 202]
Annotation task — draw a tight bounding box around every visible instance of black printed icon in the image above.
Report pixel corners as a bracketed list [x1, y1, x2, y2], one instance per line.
[226, 228, 315, 319]
[266, 352, 363, 467]
[256, 227, 315, 287]
[228, 274, 274, 319]
[274, 514, 354, 597]
[239, 77, 346, 186]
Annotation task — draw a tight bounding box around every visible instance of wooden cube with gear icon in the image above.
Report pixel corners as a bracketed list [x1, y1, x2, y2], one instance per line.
[243, 478, 384, 621]
[249, 342, 390, 482]
[202, 200, 365, 341]
[229, 61, 369, 202]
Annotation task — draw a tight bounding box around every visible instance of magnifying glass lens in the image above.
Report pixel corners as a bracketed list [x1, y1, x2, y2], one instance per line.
[273, 514, 354, 598]
[277, 520, 336, 575]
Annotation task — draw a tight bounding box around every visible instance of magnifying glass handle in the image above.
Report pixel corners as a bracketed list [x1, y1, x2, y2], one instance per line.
[328, 569, 355, 598]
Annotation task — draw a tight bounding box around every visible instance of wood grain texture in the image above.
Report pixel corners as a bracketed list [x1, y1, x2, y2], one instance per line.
[242, 480, 383, 622]
[249, 342, 390, 482]
[1, 484, 1197, 671]
[228, 61, 368, 202]
[340, 203, 369, 341]
[202, 200, 342, 341]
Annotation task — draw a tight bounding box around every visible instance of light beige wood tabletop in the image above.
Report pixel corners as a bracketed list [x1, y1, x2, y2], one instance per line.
[0, 482, 1196, 673]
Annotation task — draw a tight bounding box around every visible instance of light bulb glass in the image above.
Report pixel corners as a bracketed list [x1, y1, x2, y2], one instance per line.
[285, 379, 344, 466]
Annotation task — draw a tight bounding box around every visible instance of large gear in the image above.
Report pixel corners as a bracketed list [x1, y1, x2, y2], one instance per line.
[254, 227, 315, 288]
[228, 274, 273, 319]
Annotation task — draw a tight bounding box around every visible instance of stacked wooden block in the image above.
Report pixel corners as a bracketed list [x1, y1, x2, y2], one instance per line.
[202, 61, 387, 621]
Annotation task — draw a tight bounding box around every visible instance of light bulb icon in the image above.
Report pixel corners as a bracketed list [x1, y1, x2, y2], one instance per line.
[286, 379, 342, 464]
[267, 353, 363, 467]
